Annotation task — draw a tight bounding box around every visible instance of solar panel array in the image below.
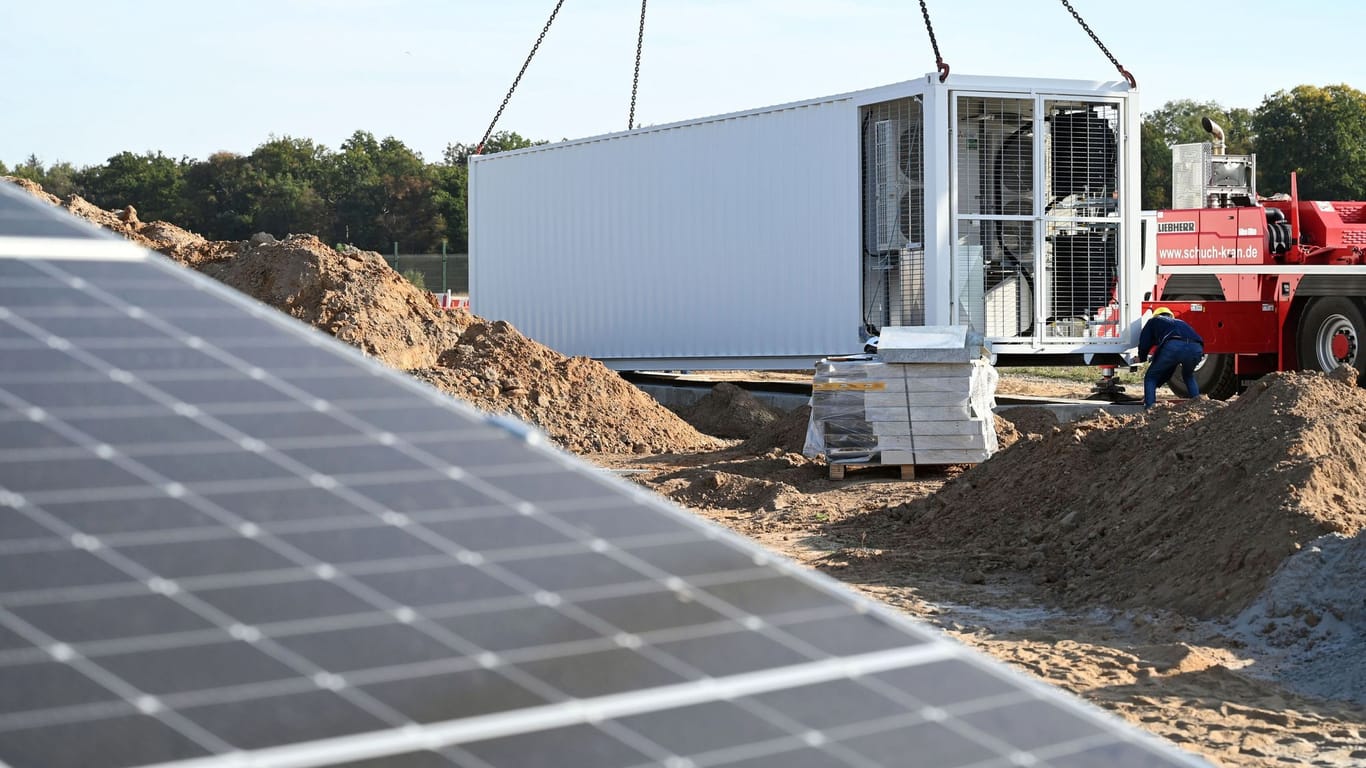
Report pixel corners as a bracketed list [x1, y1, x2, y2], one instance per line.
[0, 183, 1208, 767]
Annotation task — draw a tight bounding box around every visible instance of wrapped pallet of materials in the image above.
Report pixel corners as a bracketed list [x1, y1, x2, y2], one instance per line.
[803, 326, 998, 469]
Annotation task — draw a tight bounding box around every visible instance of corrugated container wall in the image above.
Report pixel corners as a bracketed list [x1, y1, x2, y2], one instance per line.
[470, 96, 862, 370]
[472, 75, 1141, 371]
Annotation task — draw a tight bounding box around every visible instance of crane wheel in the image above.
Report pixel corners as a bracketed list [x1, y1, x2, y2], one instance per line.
[1297, 296, 1366, 381]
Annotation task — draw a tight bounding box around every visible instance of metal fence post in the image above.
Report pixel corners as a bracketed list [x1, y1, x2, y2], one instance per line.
[393, 242, 399, 273]
[441, 240, 448, 294]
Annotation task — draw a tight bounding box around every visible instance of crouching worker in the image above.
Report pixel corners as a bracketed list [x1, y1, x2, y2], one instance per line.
[1138, 307, 1205, 409]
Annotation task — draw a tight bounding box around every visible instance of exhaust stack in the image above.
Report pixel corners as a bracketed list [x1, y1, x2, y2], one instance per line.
[1201, 116, 1226, 156]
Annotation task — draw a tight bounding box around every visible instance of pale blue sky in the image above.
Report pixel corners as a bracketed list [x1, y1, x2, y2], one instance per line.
[4, 0, 1364, 168]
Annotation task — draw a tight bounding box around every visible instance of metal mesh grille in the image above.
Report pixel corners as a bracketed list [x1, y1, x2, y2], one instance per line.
[953, 96, 1122, 342]
[953, 96, 1036, 337]
[861, 97, 925, 331]
[1170, 143, 1207, 209]
[1043, 100, 1120, 340]
[1044, 221, 1118, 337]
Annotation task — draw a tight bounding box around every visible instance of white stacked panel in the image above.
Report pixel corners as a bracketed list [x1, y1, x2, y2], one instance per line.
[805, 356, 998, 466]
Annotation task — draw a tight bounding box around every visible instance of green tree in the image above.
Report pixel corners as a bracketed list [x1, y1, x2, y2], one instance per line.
[1139, 119, 1172, 210]
[1253, 84, 1366, 199]
[433, 149, 468, 252]
[0, 159, 8, 175]
[39, 161, 80, 199]
[19, 128, 544, 251]
[248, 136, 331, 237]
[75, 151, 189, 222]
[8, 155, 81, 199]
[373, 136, 442, 251]
[1140, 100, 1254, 210]
[182, 152, 256, 240]
[327, 131, 385, 247]
[10, 155, 46, 185]
[323, 131, 443, 251]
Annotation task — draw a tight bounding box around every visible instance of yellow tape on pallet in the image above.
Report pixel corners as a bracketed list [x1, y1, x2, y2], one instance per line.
[812, 381, 887, 391]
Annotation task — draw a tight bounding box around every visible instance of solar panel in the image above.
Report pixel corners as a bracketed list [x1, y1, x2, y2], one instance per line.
[0, 182, 1209, 768]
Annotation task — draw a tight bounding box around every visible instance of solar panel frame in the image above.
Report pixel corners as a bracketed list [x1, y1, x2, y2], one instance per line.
[0, 183, 1210, 768]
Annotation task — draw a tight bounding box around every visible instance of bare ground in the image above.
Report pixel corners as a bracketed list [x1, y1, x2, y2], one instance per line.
[586, 448, 1365, 767]
[590, 372, 1366, 767]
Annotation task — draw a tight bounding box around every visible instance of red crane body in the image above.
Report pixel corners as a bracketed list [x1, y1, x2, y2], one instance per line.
[1144, 177, 1366, 397]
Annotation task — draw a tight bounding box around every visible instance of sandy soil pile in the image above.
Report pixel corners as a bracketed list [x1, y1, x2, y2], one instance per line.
[7, 177, 161, 251]
[677, 383, 780, 439]
[894, 369, 1366, 618]
[7, 177, 62, 207]
[997, 405, 1060, 439]
[413, 322, 718, 454]
[195, 235, 469, 370]
[652, 456, 809, 514]
[740, 404, 813, 455]
[1232, 531, 1366, 706]
[5, 177, 716, 455]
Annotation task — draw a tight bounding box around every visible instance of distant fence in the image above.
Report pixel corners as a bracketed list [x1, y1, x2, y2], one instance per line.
[383, 253, 469, 294]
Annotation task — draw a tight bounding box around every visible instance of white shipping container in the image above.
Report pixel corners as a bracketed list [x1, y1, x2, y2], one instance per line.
[471, 73, 1143, 371]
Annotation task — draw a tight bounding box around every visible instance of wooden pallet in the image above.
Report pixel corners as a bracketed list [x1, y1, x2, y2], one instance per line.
[826, 461, 976, 481]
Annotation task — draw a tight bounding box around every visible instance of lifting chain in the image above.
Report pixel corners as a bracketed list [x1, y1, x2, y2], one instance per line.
[1059, 0, 1136, 89]
[628, 0, 647, 129]
[918, 0, 950, 82]
[476, 0, 568, 156]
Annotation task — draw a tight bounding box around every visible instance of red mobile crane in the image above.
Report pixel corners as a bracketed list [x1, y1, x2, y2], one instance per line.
[1143, 118, 1366, 398]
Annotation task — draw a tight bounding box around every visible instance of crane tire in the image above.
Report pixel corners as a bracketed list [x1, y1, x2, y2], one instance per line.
[1296, 296, 1366, 381]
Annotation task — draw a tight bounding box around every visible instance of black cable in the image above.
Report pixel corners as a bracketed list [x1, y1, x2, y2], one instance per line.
[917, 0, 950, 82]
[1058, 0, 1136, 88]
[629, 0, 647, 129]
[476, 0, 568, 155]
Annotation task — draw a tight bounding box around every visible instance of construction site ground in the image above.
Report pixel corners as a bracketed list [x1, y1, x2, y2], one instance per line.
[10, 177, 1365, 768]
[592, 378, 1366, 768]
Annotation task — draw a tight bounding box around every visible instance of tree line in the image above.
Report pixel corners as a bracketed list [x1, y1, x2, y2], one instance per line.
[5, 84, 1364, 251]
[2, 131, 541, 254]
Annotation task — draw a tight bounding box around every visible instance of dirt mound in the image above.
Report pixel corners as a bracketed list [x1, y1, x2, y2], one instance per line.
[679, 383, 781, 439]
[1231, 531, 1366, 706]
[998, 406, 1060, 437]
[644, 448, 814, 513]
[415, 320, 719, 455]
[5, 176, 60, 206]
[6, 177, 225, 258]
[740, 404, 813, 455]
[893, 370, 1366, 617]
[993, 415, 1022, 451]
[140, 221, 238, 266]
[194, 234, 469, 370]
[652, 466, 804, 514]
[8, 180, 157, 250]
[65, 197, 159, 248]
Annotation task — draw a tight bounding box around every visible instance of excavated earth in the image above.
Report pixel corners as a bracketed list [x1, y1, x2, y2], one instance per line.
[895, 369, 1366, 618]
[10, 177, 1365, 767]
